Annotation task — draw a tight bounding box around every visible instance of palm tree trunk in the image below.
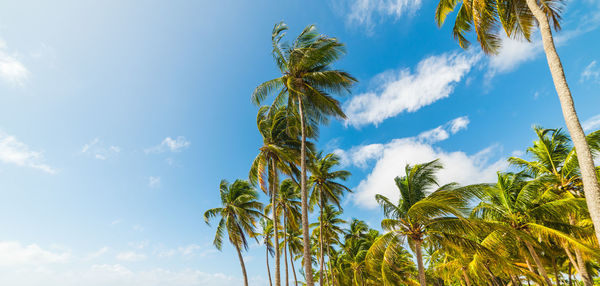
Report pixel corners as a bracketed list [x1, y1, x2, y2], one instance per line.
[462, 266, 472, 286]
[524, 241, 553, 285]
[319, 196, 325, 286]
[267, 241, 273, 286]
[524, 0, 600, 243]
[327, 247, 334, 286]
[298, 96, 314, 286]
[510, 274, 520, 286]
[414, 240, 427, 286]
[290, 245, 299, 286]
[568, 263, 572, 286]
[552, 256, 561, 286]
[284, 213, 290, 286]
[485, 264, 500, 286]
[235, 243, 249, 286]
[271, 159, 282, 286]
[574, 248, 592, 286]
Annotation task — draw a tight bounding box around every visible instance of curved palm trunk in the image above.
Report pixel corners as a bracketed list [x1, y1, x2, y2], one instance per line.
[284, 213, 290, 286]
[462, 266, 472, 286]
[298, 97, 314, 286]
[524, 241, 553, 285]
[414, 240, 426, 286]
[552, 256, 561, 286]
[271, 159, 282, 286]
[574, 249, 592, 286]
[563, 244, 591, 286]
[267, 241, 273, 286]
[290, 246, 299, 286]
[235, 243, 249, 286]
[319, 197, 325, 286]
[524, 0, 600, 243]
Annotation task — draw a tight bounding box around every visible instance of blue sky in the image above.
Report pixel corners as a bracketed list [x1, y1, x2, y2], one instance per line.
[0, 0, 599, 285]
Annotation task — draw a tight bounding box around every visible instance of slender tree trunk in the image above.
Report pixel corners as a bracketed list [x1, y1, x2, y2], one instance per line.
[235, 243, 249, 286]
[327, 247, 333, 286]
[574, 248, 593, 286]
[290, 246, 299, 286]
[298, 97, 314, 286]
[510, 274, 520, 286]
[271, 159, 281, 286]
[552, 256, 561, 286]
[524, 0, 600, 243]
[284, 213, 290, 286]
[524, 241, 553, 285]
[319, 196, 325, 286]
[267, 241, 273, 286]
[414, 240, 427, 286]
[462, 266, 472, 286]
[485, 264, 500, 286]
[568, 263, 572, 286]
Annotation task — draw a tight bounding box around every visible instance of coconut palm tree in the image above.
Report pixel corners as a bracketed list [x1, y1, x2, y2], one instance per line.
[203, 179, 264, 286]
[267, 179, 302, 286]
[365, 233, 419, 286]
[250, 105, 301, 286]
[252, 22, 357, 286]
[369, 159, 481, 286]
[308, 152, 351, 285]
[258, 218, 276, 286]
[509, 127, 600, 285]
[310, 204, 346, 286]
[472, 172, 597, 285]
[434, 0, 600, 242]
[286, 225, 303, 286]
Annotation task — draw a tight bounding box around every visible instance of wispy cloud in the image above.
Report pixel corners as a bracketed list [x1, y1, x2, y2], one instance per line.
[486, 34, 541, 77]
[81, 138, 121, 160]
[0, 131, 55, 173]
[343, 0, 422, 30]
[0, 241, 70, 266]
[583, 114, 600, 132]
[115, 251, 146, 262]
[0, 39, 29, 86]
[148, 176, 161, 188]
[336, 117, 506, 208]
[581, 60, 599, 83]
[344, 52, 479, 127]
[145, 137, 190, 154]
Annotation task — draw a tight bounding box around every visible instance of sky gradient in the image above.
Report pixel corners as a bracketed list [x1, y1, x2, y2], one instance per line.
[1, 0, 599, 285]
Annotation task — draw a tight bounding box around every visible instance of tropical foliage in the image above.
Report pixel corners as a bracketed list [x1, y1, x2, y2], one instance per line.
[204, 22, 600, 286]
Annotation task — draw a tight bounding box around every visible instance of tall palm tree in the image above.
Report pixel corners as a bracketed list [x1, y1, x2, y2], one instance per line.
[310, 204, 347, 286]
[509, 127, 600, 285]
[268, 179, 302, 286]
[434, 0, 600, 242]
[203, 179, 264, 286]
[472, 172, 597, 285]
[259, 217, 276, 286]
[286, 225, 304, 286]
[370, 159, 480, 286]
[309, 152, 351, 286]
[250, 105, 300, 286]
[252, 22, 357, 286]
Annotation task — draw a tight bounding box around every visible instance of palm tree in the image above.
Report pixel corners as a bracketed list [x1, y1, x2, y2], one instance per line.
[258, 218, 276, 286]
[203, 179, 264, 286]
[370, 159, 480, 286]
[472, 172, 597, 285]
[509, 127, 600, 285]
[434, 0, 600, 242]
[286, 225, 304, 286]
[252, 22, 357, 286]
[250, 105, 301, 286]
[268, 179, 302, 286]
[309, 152, 351, 286]
[310, 204, 346, 286]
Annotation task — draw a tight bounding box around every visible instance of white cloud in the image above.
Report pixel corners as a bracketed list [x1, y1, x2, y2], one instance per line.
[115, 251, 146, 262]
[0, 241, 69, 266]
[581, 60, 599, 83]
[487, 34, 541, 77]
[81, 138, 120, 160]
[145, 136, 190, 154]
[345, 0, 422, 29]
[0, 131, 55, 173]
[148, 176, 161, 188]
[0, 39, 29, 86]
[344, 52, 479, 127]
[337, 117, 507, 208]
[84, 247, 110, 261]
[583, 114, 600, 132]
[132, 225, 145, 232]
